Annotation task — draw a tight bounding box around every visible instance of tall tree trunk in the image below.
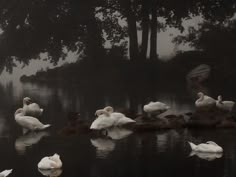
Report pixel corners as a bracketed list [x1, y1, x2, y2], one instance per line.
[86, 6, 105, 63]
[150, 1, 158, 60]
[140, 0, 150, 59]
[125, 0, 139, 60]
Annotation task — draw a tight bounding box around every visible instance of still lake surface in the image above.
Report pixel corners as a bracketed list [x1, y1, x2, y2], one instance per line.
[0, 80, 236, 177]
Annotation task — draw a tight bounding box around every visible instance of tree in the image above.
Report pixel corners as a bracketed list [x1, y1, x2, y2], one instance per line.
[140, 0, 150, 59]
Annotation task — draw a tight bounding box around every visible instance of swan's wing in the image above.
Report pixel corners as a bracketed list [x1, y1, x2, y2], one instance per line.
[116, 117, 135, 126]
[149, 102, 169, 110]
[19, 116, 44, 128]
[222, 101, 235, 107]
[204, 96, 216, 103]
[111, 112, 125, 119]
[49, 160, 59, 169]
[90, 115, 114, 129]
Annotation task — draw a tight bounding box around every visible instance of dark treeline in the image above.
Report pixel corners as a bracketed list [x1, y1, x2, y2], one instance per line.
[0, 0, 235, 84]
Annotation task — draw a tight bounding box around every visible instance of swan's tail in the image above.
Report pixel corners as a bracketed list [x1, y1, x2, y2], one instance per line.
[42, 124, 51, 130]
[118, 117, 136, 125]
[0, 169, 13, 177]
[188, 141, 197, 151]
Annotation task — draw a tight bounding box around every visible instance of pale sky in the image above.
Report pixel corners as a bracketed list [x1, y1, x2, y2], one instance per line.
[0, 15, 203, 82]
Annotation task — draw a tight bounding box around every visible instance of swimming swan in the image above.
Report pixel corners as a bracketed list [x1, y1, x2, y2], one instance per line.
[0, 170, 13, 177]
[90, 110, 115, 130]
[38, 154, 62, 169]
[195, 92, 216, 108]
[15, 108, 51, 132]
[188, 141, 223, 153]
[23, 97, 43, 118]
[189, 151, 223, 161]
[143, 101, 170, 115]
[103, 106, 136, 126]
[216, 95, 235, 112]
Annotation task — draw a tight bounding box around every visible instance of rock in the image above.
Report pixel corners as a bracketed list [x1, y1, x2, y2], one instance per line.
[133, 114, 186, 131]
[187, 107, 236, 128]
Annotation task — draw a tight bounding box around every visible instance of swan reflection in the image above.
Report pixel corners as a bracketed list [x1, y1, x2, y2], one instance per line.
[189, 151, 223, 161]
[106, 127, 133, 140]
[15, 131, 49, 154]
[90, 138, 115, 158]
[38, 168, 63, 177]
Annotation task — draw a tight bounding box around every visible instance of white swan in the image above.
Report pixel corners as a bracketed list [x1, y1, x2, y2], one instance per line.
[189, 151, 223, 161]
[23, 97, 43, 118]
[103, 106, 136, 126]
[195, 92, 216, 108]
[38, 168, 62, 177]
[216, 95, 235, 112]
[38, 154, 62, 169]
[188, 141, 223, 153]
[143, 101, 170, 115]
[15, 108, 51, 132]
[0, 170, 13, 177]
[90, 110, 115, 130]
[15, 131, 49, 154]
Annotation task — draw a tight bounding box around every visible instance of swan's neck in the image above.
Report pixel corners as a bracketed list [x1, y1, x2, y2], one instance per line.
[15, 113, 24, 120]
[199, 95, 204, 101]
[23, 100, 28, 106]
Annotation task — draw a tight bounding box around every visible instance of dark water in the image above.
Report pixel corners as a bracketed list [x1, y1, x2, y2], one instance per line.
[0, 81, 236, 177]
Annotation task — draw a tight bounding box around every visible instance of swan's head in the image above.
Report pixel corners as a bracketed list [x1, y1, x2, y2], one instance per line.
[206, 141, 218, 146]
[23, 97, 32, 105]
[95, 109, 109, 117]
[15, 108, 24, 116]
[50, 153, 60, 160]
[197, 92, 204, 98]
[104, 106, 114, 114]
[49, 153, 62, 167]
[217, 95, 222, 102]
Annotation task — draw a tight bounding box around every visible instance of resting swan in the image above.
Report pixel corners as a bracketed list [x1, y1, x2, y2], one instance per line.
[143, 101, 170, 115]
[38, 154, 62, 169]
[188, 141, 223, 153]
[189, 151, 223, 161]
[90, 110, 115, 130]
[103, 106, 136, 126]
[216, 95, 235, 112]
[0, 170, 13, 177]
[23, 97, 43, 118]
[195, 92, 216, 108]
[15, 108, 51, 132]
